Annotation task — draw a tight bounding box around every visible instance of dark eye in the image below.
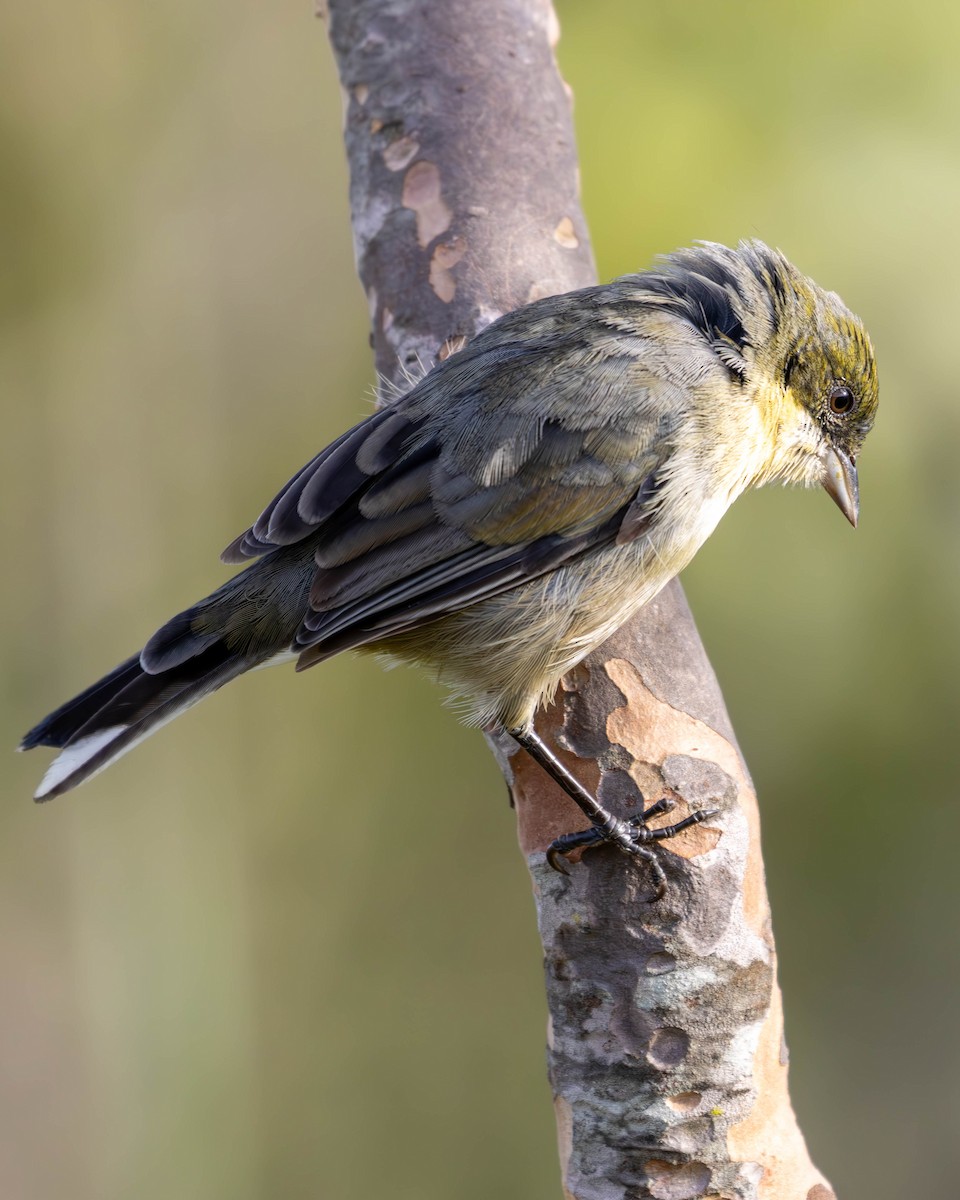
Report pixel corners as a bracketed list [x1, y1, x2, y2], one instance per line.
[828, 384, 856, 415]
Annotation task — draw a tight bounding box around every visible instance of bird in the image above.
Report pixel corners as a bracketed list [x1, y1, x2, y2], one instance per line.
[21, 239, 878, 881]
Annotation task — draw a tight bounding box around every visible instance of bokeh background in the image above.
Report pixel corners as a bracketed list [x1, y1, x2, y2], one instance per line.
[2, 2, 958, 1196]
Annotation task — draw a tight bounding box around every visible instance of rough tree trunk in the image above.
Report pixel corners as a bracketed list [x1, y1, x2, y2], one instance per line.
[323, 2, 833, 1196]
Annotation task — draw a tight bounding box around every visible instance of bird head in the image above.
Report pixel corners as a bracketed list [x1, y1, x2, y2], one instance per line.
[652, 240, 878, 526]
[762, 250, 878, 527]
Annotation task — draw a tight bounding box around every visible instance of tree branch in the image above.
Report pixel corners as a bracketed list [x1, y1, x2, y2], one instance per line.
[324, 2, 831, 1195]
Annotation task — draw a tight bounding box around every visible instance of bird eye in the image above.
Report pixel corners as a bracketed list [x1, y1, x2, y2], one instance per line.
[828, 384, 855, 415]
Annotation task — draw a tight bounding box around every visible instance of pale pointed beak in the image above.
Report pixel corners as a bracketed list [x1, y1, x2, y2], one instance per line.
[820, 444, 860, 528]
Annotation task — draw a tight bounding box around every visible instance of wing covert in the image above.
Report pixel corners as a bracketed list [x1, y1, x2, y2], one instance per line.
[219, 296, 689, 664]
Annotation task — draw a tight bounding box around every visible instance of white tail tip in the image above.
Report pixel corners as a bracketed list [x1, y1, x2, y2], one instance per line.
[34, 726, 127, 800]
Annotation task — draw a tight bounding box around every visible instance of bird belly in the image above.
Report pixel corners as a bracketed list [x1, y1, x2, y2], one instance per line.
[374, 489, 733, 733]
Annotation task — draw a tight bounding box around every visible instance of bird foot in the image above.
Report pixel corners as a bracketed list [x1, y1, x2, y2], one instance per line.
[546, 797, 719, 901]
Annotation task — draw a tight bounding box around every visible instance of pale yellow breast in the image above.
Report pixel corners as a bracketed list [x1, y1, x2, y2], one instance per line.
[378, 376, 823, 732]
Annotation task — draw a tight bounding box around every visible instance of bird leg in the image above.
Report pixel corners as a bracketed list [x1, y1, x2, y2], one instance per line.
[510, 726, 717, 900]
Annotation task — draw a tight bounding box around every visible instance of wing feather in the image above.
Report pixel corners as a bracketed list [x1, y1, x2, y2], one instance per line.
[219, 288, 693, 666]
[295, 513, 625, 669]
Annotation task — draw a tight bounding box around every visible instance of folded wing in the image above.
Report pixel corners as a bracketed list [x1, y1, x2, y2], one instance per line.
[222, 297, 684, 667]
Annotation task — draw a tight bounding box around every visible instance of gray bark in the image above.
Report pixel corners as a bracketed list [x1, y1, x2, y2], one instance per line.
[324, 2, 831, 1196]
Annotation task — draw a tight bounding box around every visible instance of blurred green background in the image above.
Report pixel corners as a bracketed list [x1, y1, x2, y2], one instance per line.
[2, 1, 958, 1196]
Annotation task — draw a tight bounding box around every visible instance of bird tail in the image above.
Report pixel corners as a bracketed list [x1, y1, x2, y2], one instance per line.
[20, 641, 255, 801]
[20, 553, 307, 801]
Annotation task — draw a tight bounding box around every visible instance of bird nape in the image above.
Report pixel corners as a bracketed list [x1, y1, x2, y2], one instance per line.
[21, 239, 878, 895]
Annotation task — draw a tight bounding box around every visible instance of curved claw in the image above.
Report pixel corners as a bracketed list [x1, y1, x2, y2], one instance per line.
[546, 843, 572, 875]
[546, 825, 605, 873]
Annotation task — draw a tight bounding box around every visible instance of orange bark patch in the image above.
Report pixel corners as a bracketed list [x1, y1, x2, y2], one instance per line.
[553, 1094, 575, 1200]
[402, 161, 452, 246]
[553, 216, 579, 248]
[383, 134, 420, 171]
[644, 1159, 712, 1199]
[666, 1091, 702, 1114]
[429, 235, 466, 302]
[728, 981, 832, 1197]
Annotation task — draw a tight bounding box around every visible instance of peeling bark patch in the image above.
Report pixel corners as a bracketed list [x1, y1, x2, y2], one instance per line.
[645, 1159, 711, 1199]
[662, 755, 738, 811]
[726, 982, 821, 1193]
[664, 1116, 713, 1153]
[554, 216, 579, 248]
[604, 658, 743, 786]
[401, 160, 452, 246]
[352, 83, 368, 105]
[429, 235, 466, 302]
[645, 951, 675, 975]
[383, 134, 420, 171]
[647, 1026, 690, 1069]
[554, 1093, 573, 1177]
[596, 584, 740, 746]
[666, 1091, 702, 1113]
[560, 660, 628, 760]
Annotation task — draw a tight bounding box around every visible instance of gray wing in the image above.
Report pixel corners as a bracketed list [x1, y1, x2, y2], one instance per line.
[222, 299, 688, 666]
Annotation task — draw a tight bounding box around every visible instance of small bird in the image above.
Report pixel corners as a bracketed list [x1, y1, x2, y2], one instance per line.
[21, 240, 878, 878]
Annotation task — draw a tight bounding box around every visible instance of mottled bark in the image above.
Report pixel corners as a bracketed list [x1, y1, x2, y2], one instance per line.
[324, 2, 831, 1196]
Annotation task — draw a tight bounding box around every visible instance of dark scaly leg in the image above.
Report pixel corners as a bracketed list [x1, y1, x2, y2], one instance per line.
[511, 727, 718, 900]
